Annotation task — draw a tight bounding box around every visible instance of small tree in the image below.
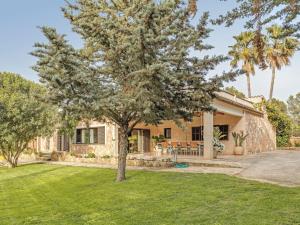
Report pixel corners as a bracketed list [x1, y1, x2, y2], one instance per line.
[32, 0, 237, 181]
[287, 93, 300, 136]
[225, 86, 246, 99]
[0, 72, 57, 168]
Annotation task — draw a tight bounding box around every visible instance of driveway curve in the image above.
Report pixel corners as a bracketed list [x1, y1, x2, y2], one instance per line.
[235, 150, 300, 186]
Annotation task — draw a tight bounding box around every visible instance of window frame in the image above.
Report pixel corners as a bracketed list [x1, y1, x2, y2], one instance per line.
[164, 128, 172, 139]
[192, 126, 203, 141]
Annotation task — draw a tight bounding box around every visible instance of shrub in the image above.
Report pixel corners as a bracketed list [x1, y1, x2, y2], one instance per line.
[85, 152, 96, 158]
[257, 99, 293, 147]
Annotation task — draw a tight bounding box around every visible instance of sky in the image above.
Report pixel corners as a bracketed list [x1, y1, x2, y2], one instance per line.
[0, 0, 299, 101]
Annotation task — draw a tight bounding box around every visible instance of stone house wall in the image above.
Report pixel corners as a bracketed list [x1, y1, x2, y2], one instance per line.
[244, 113, 276, 153]
[70, 120, 118, 157]
[135, 113, 244, 155]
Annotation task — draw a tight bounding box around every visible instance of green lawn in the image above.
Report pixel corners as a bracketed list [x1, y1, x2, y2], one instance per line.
[1, 164, 300, 225]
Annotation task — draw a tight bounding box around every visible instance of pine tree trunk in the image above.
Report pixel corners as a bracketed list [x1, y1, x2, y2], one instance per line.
[246, 73, 252, 98]
[269, 67, 276, 100]
[116, 126, 129, 182]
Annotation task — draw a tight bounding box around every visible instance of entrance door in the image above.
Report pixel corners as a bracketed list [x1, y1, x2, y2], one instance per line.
[130, 129, 151, 153]
[57, 134, 70, 152]
[142, 130, 150, 153]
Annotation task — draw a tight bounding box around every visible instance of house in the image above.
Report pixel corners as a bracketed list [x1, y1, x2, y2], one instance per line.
[36, 91, 276, 160]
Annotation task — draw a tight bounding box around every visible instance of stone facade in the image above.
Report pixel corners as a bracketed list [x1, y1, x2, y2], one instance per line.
[71, 121, 118, 157]
[36, 91, 277, 159]
[244, 113, 276, 153]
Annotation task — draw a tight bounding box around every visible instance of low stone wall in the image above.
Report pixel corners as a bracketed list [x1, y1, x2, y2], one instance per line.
[290, 137, 300, 147]
[50, 151, 174, 168]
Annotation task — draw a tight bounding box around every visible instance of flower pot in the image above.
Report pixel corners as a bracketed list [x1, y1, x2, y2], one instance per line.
[234, 146, 244, 155]
[213, 150, 218, 159]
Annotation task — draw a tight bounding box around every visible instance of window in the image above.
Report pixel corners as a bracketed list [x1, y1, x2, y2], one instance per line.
[192, 126, 203, 141]
[164, 128, 171, 139]
[214, 125, 229, 140]
[76, 129, 82, 143]
[75, 127, 104, 144]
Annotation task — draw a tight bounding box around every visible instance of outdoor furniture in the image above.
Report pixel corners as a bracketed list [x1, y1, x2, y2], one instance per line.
[161, 142, 169, 154]
[181, 142, 188, 155]
[176, 142, 183, 155]
[186, 142, 192, 155]
[190, 142, 198, 156]
[197, 144, 204, 156]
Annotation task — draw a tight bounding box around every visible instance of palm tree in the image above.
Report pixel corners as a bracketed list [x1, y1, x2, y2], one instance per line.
[265, 25, 299, 100]
[229, 32, 257, 98]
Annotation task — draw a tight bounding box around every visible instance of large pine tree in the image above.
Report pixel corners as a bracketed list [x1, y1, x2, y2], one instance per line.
[32, 0, 236, 181]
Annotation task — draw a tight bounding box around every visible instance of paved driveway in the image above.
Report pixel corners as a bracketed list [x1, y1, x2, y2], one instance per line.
[229, 150, 300, 187]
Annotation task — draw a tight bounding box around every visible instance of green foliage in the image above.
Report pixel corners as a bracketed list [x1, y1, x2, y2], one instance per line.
[151, 135, 165, 145]
[214, 1, 299, 69]
[295, 142, 300, 147]
[263, 99, 293, 147]
[225, 86, 246, 98]
[228, 31, 257, 97]
[213, 127, 225, 152]
[213, 1, 300, 36]
[232, 131, 248, 147]
[288, 92, 300, 126]
[265, 25, 299, 99]
[31, 0, 238, 180]
[0, 72, 57, 167]
[238, 131, 248, 146]
[85, 152, 96, 158]
[232, 132, 239, 147]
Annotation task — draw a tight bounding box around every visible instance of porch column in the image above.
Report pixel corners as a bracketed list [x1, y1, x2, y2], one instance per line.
[203, 112, 214, 159]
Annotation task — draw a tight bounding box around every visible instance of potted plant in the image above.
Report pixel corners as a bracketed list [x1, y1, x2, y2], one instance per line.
[213, 127, 225, 158]
[128, 135, 138, 153]
[152, 135, 165, 156]
[232, 131, 248, 155]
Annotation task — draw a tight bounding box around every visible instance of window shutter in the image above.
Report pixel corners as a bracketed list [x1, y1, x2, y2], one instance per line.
[57, 135, 62, 151]
[94, 128, 98, 144]
[73, 130, 76, 144]
[98, 127, 105, 145]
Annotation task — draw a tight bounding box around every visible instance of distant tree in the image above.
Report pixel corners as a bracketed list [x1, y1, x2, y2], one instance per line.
[32, 0, 237, 182]
[229, 31, 257, 98]
[265, 25, 299, 100]
[0, 72, 57, 168]
[287, 93, 300, 134]
[268, 98, 288, 114]
[225, 86, 246, 99]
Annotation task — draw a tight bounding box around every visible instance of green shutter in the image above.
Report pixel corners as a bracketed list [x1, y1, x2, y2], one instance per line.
[98, 127, 105, 145]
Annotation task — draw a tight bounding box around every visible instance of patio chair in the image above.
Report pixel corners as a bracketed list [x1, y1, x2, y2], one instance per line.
[175, 142, 183, 155]
[190, 142, 199, 156]
[161, 142, 168, 154]
[181, 142, 188, 155]
[198, 144, 204, 156]
[186, 142, 192, 155]
[167, 143, 174, 155]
